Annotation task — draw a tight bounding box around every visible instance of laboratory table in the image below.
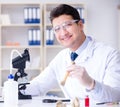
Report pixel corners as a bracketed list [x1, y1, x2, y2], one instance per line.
[0, 96, 120, 107]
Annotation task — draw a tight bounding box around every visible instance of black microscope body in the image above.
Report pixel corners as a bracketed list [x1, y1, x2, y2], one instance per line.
[12, 49, 32, 99]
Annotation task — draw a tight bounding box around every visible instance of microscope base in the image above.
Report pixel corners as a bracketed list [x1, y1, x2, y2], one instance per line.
[19, 91, 32, 100]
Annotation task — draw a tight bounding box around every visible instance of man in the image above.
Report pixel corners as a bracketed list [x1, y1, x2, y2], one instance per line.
[25, 4, 120, 102]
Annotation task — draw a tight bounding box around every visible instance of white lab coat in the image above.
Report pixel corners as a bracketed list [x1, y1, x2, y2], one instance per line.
[25, 36, 120, 102]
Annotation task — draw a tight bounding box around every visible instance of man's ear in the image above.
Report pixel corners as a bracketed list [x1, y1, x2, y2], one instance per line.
[78, 20, 84, 29]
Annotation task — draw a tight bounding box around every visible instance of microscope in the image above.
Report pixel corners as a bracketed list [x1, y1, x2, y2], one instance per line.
[12, 48, 32, 99]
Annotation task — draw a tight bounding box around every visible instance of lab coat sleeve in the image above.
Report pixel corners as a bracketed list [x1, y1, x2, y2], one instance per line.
[86, 49, 120, 102]
[25, 65, 59, 96]
[24, 48, 68, 96]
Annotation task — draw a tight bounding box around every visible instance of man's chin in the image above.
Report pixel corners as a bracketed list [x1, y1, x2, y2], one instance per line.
[62, 44, 70, 48]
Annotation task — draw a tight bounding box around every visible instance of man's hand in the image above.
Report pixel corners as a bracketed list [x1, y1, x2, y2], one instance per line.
[66, 64, 95, 90]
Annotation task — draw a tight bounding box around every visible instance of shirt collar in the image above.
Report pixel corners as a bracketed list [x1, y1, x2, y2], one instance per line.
[75, 36, 91, 55]
[67, 36, 94, 63]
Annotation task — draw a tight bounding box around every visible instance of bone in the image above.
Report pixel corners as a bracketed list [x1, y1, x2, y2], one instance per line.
[56, 100, 66, 107]
[60, 61, 75, 86]
[60, 71, 70, 86]
[72, 97, 80, 107]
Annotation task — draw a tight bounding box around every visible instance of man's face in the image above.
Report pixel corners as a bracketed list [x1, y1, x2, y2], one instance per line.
[52, 15, 84, 51]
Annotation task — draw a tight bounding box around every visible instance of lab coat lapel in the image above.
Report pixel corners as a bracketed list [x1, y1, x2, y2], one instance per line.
[75, 39, 96, 63]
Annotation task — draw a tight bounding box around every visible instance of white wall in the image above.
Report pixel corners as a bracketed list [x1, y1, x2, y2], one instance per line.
[1, 0, 120, 49]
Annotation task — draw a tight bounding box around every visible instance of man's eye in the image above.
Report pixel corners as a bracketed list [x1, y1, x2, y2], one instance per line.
[54, 27, 60, 32]
[65, 22, 73, 26]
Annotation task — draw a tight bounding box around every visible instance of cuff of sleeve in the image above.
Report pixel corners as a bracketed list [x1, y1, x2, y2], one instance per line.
[86, 81, 102, 94]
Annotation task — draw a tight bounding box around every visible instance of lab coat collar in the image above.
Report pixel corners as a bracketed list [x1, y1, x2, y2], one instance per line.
[76, 37, 96, 63]
[66, 36, 96, 64]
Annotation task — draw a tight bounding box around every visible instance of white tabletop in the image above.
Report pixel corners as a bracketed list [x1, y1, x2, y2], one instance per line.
[0, 96, 120, 107]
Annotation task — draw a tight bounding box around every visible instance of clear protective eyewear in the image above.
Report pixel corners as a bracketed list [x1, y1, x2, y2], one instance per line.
[53, 20, 79, 34]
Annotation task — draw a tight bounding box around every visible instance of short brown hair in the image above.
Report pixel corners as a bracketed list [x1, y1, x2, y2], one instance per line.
[50, 4, 81, 23]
